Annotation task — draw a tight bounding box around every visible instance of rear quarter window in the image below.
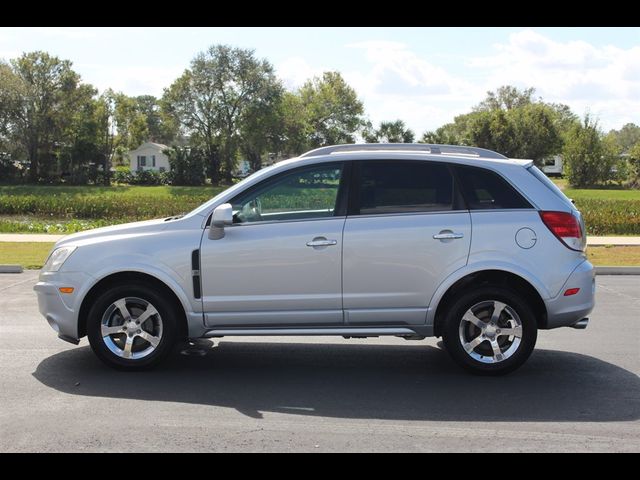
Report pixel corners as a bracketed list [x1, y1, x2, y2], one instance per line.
[454, 165, 532, 210]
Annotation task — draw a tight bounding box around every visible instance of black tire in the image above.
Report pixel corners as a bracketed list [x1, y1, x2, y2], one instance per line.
[441, 286, 537, 376]
[87, 283, 179, 370]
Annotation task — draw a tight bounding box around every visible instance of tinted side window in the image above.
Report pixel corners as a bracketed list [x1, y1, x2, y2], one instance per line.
[454, 165, 532, 209]
[357, 161, 454, 215]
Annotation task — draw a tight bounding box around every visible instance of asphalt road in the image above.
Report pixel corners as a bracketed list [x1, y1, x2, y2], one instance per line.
[0, 272, 638, 452]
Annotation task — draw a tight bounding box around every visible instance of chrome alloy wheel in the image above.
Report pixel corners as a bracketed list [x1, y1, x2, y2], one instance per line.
[458, 300, 523, 364]
[101, 297, 163, 360]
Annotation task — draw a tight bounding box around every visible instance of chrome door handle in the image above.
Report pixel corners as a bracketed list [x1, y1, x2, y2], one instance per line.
[433, 232, 464, 240]
[306, 239, 338, 247]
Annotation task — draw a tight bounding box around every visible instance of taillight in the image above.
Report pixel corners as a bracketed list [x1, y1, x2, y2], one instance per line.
[539, 211, 584, 251]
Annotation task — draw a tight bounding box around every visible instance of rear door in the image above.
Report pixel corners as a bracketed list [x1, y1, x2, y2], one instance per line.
[342, 160, 471, 325]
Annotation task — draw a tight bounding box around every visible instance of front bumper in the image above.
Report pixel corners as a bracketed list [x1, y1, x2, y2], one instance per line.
[33, 271, 93, 342]
[544, 260, 596, 329]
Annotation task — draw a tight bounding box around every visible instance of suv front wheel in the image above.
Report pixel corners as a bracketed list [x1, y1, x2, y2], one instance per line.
[442, 287, 537, 375]
[87, 283, 179, 370]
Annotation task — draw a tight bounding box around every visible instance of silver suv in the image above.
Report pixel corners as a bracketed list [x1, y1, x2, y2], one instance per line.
[35, 144, 595, 375]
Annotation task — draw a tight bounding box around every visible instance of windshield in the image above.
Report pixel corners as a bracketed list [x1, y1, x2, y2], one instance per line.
[183, 162, 284, 218]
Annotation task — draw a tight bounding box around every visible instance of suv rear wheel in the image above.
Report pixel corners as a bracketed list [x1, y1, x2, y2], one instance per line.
[442, 286, 537, 375]
[87, 283, 179, 370]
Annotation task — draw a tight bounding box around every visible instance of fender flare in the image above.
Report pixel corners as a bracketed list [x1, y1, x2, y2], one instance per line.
[72, 255, 198, 335]
[425, 260, 550, 327]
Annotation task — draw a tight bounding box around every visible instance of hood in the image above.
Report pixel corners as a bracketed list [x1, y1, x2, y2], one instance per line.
[55, 218, 171, 248]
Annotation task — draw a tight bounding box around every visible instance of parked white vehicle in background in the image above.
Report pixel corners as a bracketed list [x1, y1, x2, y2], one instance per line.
[35, 144, 595, 375]
[541, 155, 563, 177]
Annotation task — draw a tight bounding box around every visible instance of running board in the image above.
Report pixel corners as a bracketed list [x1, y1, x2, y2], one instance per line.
[203, 327, 417, 337]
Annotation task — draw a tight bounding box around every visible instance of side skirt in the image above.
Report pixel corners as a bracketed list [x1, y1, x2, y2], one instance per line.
[200, 326, 433, 338]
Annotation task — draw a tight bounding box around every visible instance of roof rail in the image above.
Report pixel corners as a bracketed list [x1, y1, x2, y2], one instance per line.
[299, 143, 508, 160]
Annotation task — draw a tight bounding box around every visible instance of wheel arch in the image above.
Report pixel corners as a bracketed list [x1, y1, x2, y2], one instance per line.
[431, 269, 548, 337]
[77, 271, 189, 340]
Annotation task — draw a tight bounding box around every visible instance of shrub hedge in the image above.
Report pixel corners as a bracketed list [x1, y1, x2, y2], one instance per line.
[574, 198, 640, 235]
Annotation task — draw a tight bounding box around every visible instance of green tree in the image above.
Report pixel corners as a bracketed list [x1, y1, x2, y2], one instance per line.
[57, 84, 100, 183]
[474, 85, 536, 111]
[363, 119, 415, 143]
[421, 121, 468, 145]
[3, 52, 83, 182]
[420, 86, 566, 165]
[0, 62, 22, 151]
[270, 91, 312, 158]
[94, 90, 149, 184]
[608, 123, 640, 153]
[135, 95, 177, 144]
[627, 142, 640, 187]
[299, 71, 365, 148]
[563, 115, 616, 187]
[163, 45, 281, 184]
[165, 146, 206, 185]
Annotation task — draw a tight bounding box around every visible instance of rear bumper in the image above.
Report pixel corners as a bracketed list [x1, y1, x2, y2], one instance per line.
[544, 260, 595, 329]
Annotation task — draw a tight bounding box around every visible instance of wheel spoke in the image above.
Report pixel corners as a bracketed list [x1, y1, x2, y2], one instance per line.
[122, 336, 134, 358]
[102, 325, 124, 337]
[490, 340, 504, 362]
[138, 330, 160, 348]
[463, 334, 486, 352]
[135, 304, 158, 325]
[490, 301, 507, 324]
[114, 299, 132, 322]
[498, 325, 522, 338]
[462, 310, 485, 328]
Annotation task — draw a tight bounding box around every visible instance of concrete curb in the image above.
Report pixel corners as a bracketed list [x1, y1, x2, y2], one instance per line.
[0, 265, 24, 273]
[595, 266, 640, 275]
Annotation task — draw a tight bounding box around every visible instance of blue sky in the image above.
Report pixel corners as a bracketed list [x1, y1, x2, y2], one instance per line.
[1, 27, 638, 134]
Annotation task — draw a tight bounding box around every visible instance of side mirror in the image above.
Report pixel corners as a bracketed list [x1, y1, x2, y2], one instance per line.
[209, 203, 233, 240]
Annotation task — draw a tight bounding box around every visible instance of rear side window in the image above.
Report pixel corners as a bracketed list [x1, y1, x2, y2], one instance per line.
[454, 165, 532, 210]
[357, 161, 454, 215]
[527, 165, 573, 208]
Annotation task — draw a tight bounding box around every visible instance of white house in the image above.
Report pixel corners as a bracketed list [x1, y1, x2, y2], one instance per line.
[129, 142, 170, 172]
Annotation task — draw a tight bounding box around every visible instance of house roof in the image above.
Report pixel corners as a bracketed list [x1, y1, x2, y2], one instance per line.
[129, 142, 169, 153]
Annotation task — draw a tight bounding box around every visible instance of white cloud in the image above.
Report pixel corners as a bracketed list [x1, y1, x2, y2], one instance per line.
[347, 41, 474, 98]
[333, 32, 640, 134]
[343, 41, 482, 135]
[468, 29, 640, 130]
[77, 64, 185, 97]
[276, 56, 324, 90]
[0, 27, 102, 41]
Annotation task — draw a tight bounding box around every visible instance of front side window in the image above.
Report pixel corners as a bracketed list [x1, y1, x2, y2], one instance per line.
[139, 156, 147, 167]
[356, 161, 454, 215]
[230, 163, 343, 224]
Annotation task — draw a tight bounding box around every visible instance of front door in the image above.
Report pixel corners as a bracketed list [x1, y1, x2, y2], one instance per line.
[199, 162, 347, 328]
[342, 160, 471, 325]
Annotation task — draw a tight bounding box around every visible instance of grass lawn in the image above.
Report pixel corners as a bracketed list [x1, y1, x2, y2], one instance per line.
[1, 242, 639, 270]
[552, 177, 640, 200]
[587, 246, 640, 266]
[0, 242, 54, 269]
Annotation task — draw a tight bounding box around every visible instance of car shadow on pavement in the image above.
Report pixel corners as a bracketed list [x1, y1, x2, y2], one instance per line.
[33, 341, 640, 422]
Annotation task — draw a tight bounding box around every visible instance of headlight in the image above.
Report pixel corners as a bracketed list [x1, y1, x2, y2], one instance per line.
[42, 246, 77, 272]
